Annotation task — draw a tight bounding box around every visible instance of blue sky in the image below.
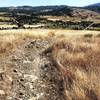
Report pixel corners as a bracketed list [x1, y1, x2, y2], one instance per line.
[0, 0, 100, 7]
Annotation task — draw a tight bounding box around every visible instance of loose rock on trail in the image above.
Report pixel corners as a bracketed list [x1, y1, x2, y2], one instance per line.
[0, 39, 65, 100]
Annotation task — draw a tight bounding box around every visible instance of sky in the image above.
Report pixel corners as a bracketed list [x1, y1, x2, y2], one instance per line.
[0, 0, 100, 7]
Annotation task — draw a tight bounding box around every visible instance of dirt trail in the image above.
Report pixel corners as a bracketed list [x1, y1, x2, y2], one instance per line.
[0, 39, 65, 100]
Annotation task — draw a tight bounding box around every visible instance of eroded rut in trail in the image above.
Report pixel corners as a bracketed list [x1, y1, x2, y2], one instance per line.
[0, 39, 65, 100]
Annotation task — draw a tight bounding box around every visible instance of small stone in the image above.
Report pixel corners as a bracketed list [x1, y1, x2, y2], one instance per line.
[28, 97, 36, 100]
[13, 69, 17, 73]
[0, 90, 5, 95]
[19, 92, 23, 95]
[20, 78, 24, 81]
[0, 69, 4, 73]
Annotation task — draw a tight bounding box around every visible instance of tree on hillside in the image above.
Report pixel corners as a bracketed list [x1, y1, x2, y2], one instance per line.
[11, 11, 25, 29]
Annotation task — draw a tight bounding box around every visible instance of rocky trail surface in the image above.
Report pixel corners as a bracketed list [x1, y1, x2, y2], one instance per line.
[0, 39, 65, 100]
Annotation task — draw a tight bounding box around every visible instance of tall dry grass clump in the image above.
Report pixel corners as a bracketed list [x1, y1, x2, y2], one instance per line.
[0, 29, 49, 56]
[49, 37, 100, 100]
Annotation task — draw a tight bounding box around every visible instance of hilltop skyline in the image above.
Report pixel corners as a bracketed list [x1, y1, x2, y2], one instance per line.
[0, 0, 100, 7]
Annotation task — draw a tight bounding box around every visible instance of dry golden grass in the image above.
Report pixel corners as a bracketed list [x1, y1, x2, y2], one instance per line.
[0, 28, 99, 60]
[0, 29, 49, 56]
[0, 29, 100, 99]
[0, 29, 100, 62]
[50, 36, 100, 100]
[0, 16, 10, 21]
[0, 25, 17, 28]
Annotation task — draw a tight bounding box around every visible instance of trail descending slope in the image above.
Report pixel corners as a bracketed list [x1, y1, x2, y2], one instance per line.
[0, 39, 65, 100]
[1, 36, 100, 100]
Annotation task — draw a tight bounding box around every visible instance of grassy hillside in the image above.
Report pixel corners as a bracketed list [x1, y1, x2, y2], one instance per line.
[0, 29, 100, 99]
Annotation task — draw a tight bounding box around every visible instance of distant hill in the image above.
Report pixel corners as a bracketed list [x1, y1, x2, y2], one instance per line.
[0, 5, 99, 30]
[86, 3, 100, 7]
[0, 5, 99, 19]
[0, 5, 70, 14]
[84, 3, 100, 13]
